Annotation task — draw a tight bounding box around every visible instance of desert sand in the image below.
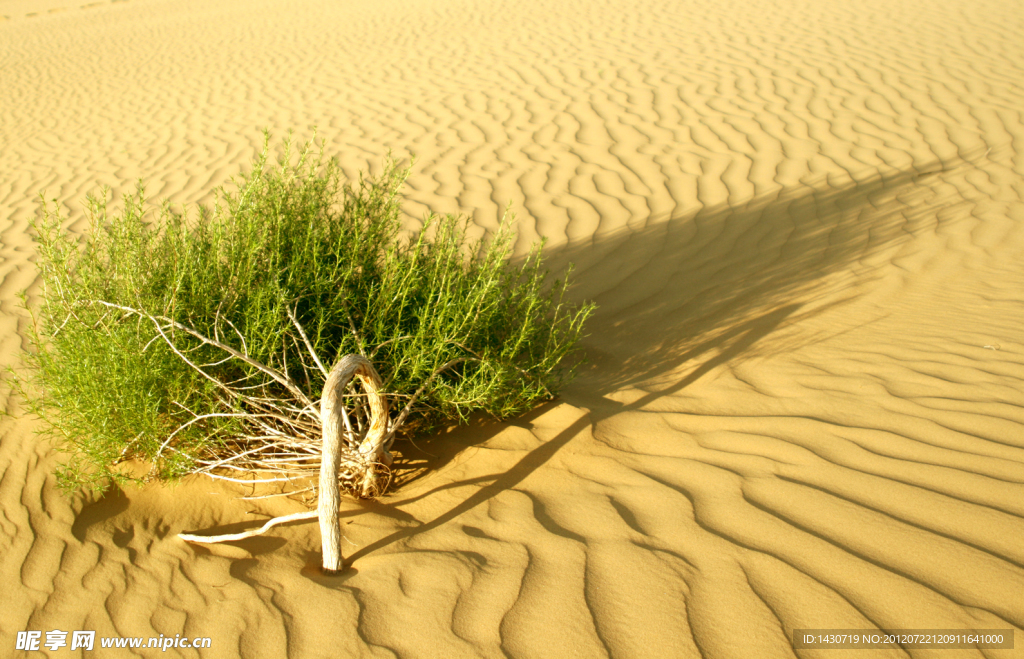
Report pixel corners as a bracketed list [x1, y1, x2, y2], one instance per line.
[1, 0, 1023, 656]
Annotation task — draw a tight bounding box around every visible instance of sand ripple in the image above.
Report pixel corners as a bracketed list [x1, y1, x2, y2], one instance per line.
[1, 0, 1022, 656]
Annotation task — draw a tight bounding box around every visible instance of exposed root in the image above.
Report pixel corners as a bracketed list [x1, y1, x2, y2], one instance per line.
[178, 510, 318, 543]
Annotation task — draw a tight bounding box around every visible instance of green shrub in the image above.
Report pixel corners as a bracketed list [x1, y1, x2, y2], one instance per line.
[14, 131, 594, 497]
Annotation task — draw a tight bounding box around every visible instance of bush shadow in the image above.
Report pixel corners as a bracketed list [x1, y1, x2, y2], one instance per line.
[544, 158, 971, 400]
[71, 485, 132, 542]
[351, 154, 973, 561]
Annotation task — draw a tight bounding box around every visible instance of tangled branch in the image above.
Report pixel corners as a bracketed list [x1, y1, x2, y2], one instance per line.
[90, 301, 474, 571]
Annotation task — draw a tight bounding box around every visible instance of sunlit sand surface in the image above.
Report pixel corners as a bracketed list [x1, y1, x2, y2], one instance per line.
[1, 0, 1022, 656]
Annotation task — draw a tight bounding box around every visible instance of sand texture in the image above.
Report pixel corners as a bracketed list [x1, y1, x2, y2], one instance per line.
[2, 0, 1023, 656]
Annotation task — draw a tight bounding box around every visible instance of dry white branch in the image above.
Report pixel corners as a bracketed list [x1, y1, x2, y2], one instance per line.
[287, 305, 329, 379]
[318, 353, 389, 572]
[91, 300, 314, 410]
[98, 299, 402, 572]
[175, 351, 391, 574]
[178, 510, 318, 543]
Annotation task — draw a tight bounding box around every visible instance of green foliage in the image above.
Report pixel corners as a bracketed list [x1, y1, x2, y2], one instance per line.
[15, 131, 594, 494]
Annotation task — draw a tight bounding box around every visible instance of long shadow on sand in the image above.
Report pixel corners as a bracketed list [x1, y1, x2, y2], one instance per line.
[340, 154, 972, 569]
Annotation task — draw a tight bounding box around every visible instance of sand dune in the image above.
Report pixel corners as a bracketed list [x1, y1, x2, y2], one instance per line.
[2, 0, 1022, 656]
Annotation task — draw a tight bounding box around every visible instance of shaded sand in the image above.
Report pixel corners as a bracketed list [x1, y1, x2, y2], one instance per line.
[2, 0, 1023, 656]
